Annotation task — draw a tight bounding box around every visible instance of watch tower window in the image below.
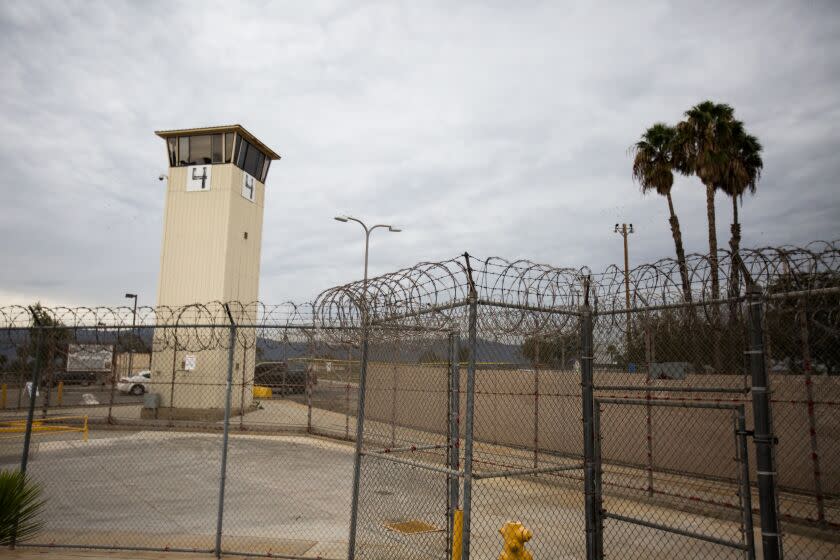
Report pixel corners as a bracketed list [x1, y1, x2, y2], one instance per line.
[158, 126, 277, 184]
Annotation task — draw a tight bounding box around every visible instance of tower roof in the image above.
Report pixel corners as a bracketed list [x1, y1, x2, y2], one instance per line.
[155, 124, 281, 160]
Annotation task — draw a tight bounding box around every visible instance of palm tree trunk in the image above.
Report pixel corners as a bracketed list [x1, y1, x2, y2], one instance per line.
[729, 196, 741, 297]
[666, 192, 692, 304]
[705, 182, 722, 372]
[728, 196, 742, 323]
[705, 182, 720, 300]
[729, 195, 741, 258]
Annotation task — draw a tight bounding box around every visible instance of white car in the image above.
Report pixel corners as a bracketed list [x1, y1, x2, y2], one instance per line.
[117, 371, 151, 395]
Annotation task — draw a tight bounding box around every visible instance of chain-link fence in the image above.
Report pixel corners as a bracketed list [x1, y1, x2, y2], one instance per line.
[2, 241, 838, 559]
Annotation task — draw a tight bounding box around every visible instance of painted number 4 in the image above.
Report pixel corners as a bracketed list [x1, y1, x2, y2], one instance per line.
[187, 165, 212, 192]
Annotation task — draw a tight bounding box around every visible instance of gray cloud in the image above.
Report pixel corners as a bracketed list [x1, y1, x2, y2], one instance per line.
[0, 0, 838, 307]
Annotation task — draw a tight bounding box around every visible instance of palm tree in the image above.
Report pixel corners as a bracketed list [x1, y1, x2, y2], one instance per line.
[631, 123, 692, 303]
[674, 101, 739, 301]
[720, 121, 763, 301]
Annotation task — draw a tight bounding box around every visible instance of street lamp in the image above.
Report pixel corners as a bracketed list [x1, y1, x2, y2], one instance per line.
[125, 293, 138, 377]
[333, 215, 401, 286]
[335, 214, 401, 554]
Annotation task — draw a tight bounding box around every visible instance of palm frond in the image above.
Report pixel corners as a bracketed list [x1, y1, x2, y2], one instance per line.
[0, 469, 46, 545]
[631, 123, 676, 196]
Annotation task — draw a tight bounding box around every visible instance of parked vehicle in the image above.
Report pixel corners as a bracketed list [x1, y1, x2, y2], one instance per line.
[117, 370, 151, 395]
[42, 370, 99, 387]
[254, 362, 314, 396]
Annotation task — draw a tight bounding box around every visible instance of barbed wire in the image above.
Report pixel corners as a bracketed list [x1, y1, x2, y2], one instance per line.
[1, 241, 837, 344]
[313, 240, 840, 334]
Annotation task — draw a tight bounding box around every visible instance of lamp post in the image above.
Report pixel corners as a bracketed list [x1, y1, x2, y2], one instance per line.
[336, 214, 400, 560]
[614, 223, 634, 359]
[334, 215, 401, 287]
[125, 293, 138, 378]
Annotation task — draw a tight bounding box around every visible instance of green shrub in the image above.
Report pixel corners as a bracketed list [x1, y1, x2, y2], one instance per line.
[0, 469, 46, 545]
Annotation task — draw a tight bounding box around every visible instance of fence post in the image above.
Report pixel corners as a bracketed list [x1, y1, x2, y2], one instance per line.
[747, 287, 781, 560]
[107, 329, 118, 424]
[447, 330, 461, 560]
[736, 404, 757, 560]
[307, 333, 313, 434]
[347, 300, 372, 560]
[345, 345, 352, 440]
[215, 307, 237, 558]
[390, 364, 397, 446]
[460, 280, 478, 560]
[40, 330, 56, 419]
[20, 317, 44, 476]
[533, 338, 540, 469]
[239, 344, 247, 431]
[169, 325, 179, 427]
[797, 297, 825, 524]
[13, 313, 45, 549]
[592, 391, 604, 560]
[581, 295, 601, 560]
[643, 323, 654, 497]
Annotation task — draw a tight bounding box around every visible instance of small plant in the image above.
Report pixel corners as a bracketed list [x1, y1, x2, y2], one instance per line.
[0, 469, 46, 546]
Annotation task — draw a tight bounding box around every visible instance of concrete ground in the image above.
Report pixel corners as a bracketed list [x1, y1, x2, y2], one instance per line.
[2, 397, 837, 559]
[1, 431, 354, 559]
[7, 551, 218, 560]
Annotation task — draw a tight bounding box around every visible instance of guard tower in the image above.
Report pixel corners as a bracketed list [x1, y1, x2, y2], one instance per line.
[148, 125, 280, 420]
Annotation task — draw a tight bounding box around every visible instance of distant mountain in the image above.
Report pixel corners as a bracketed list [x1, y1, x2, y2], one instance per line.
[1, 328, 527, 367]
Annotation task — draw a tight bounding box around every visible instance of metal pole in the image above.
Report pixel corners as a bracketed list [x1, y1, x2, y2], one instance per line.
[363, 229, 370, 289]
[343, 216, 398, 560]
[347, 313, 370, 560]
[239, 344, 247, 430]
[107, 329, 118, 424]
[40, 333, 55, 419]
[623, 226, 631, 312]
[797, 297, 825, 524]
[390, 364, 397, 446]
[747, 287, 781, 560]
[582, 301, 600, 560]
[736, 405, 757, 560]
[169, 328, 178, 426]
[446, 334, 453, 560]
[306, 334, 313, 434]
[593, 394, 604, 560]
[644, 325, 654, 497]
[215, 309, 237, 558]
[615, 224, 633, 355]
[461, 292, 478, 560]
[345, 345, 351, 440]
[533, 338, 540, 469]
[20, 320, 44, 476]
[128, 296, 137, 377]
[447, 331, 461, 559]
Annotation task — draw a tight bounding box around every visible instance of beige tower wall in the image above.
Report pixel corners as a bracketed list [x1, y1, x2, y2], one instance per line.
[149, 342, 255, 417]
[150, 162, 266, 415]
[156, 164, 265, 307]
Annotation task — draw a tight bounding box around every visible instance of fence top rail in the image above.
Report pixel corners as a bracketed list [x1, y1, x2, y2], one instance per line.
[0, 322, 449, 332]
[595, 397, 744, 410]
[595, 385, 749, 394]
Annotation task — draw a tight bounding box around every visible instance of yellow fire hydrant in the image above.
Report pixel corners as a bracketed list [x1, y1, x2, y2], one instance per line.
[499, 521, 533, 560]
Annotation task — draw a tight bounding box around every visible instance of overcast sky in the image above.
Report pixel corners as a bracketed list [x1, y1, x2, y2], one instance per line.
[0, 1, 838, 308]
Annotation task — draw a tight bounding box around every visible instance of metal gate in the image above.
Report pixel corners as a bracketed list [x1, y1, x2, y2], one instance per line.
[593, 398, 756, 559]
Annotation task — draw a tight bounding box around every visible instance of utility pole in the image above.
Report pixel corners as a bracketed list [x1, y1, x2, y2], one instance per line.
[615, 223, 634, 361]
